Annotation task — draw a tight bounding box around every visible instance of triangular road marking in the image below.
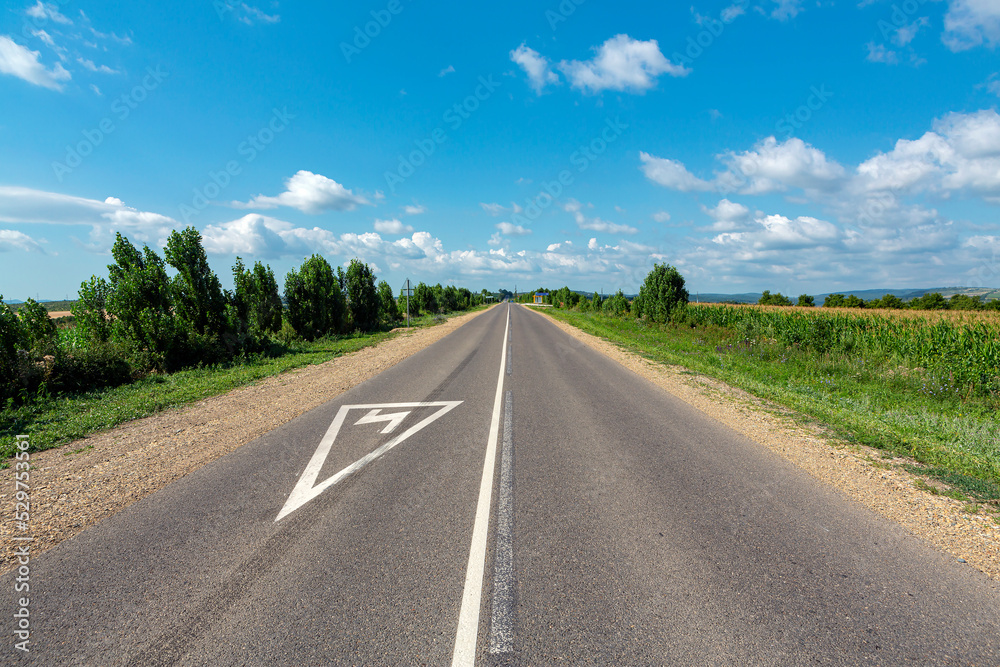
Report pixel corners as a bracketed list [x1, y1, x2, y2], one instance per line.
[275, 401, 462, 522]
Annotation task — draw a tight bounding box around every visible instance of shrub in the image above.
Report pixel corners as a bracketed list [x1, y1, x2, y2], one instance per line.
[377, 280, 399, 326]
[634, 263, 689, 323]
[46, 344, 133, 394]
[106, 233, 180, 371]
[72, 276, 111, 345]
[797, 294, 815, 307]
[414, 282, 437, 314]
[17, 298, 57, 355]
[0, 296, 26, 403]
[232, 258, 283, 337]
[285, 255, 344, 340]
[345, 259, 379, 332]
[603, 290, 631, 317]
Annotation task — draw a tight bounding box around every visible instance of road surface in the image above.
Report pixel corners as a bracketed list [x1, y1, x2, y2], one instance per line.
[5, 303, 1000, 665]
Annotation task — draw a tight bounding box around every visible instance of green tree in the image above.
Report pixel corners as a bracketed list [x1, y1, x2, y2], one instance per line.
[874, 293, 904, 309]
[843, 294, 866, 308]
[910, 292, 948, 310]
[948, 294, 982, 311]
[457, 287, 473, 309]
[17, 298, 56, 355]
[72, 276, 111, 345]
[376, 280, 399, 326]
[0, 296, 26, 402]
[232, 258, 282, 337]
[603, 289, 631, 317]
[284, 255, 344, 340]
[592, 291, 603, 310]
[106, 233, 178, 369]
[441, 285, 460, 312]
[758, 291, 793, 306]
[823, 294, 846, 308]
[345, 259, 379, 332]
[163, 227, 228, 336]
[796, 294, 815, 307]
[414, 282, 437, 314]
[634, 263, 689, 323]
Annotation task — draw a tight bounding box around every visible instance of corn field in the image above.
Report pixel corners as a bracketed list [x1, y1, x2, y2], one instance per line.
[683, 304, 1000, 397]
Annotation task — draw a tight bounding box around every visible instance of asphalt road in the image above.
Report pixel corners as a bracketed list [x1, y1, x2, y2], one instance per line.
[4, 303, 1000, 665]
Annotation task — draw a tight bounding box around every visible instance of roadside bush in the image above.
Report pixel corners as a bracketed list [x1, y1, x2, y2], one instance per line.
[232, 257, 283, 338]
[0, 297, 27, 403]
[603, 290, 631, 317]
[72, 276, 111, 345]
[285, 254, 345, 340]
[46, 344, 133, 394]
[106, 233, 181, 370]
[633, 263, 688, 323]
[345, 259, 379, 332]
[377, 280, 399, 326]
[17, 298, 57, 355]
[414, 282, 437, 314]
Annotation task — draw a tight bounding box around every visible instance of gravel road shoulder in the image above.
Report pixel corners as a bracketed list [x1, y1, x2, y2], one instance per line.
[0, 309, 488, 574]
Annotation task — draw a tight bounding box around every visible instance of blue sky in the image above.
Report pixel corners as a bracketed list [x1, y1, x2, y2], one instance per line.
[1, 0, 999, 300]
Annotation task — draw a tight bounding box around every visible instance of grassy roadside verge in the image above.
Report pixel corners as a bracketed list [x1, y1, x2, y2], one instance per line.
[0, 311, 472, 462]
[542, 308, 1000, 513]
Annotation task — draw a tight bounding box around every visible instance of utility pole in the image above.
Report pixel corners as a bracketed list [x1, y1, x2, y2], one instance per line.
[402, 278, 411, 327]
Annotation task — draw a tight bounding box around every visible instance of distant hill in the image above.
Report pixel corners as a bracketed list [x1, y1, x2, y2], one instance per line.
[692, 293, 761, 304]
[692, 287, 999, 305]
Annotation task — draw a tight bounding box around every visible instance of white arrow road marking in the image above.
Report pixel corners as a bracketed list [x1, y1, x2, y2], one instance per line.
[275, 401, 462, 522]
[354, 408, 411, 434]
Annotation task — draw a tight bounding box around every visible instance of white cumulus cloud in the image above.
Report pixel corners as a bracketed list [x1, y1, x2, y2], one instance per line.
[233, 171, 370, 214]
[558, 34, 688, 94]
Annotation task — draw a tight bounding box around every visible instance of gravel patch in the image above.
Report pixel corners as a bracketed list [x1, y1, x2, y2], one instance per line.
[530, 307, 1000, 581]
[0, 310, 488, 574]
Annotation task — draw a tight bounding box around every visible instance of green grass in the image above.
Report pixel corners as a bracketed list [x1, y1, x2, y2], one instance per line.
[0, 311, 469, 462]
[545, 309, 1000, 505]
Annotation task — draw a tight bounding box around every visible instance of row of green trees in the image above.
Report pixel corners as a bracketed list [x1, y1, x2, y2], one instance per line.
[1, 227, 484, 406]
[758, 290, 1000, 310]
[407, 282, 482, 316]
[523, 264, 689, 323]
